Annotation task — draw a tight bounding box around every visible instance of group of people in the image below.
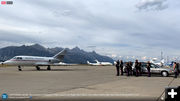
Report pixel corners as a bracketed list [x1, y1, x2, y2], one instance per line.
[115, 60, 179, 78]
[115, 60, 150, 77]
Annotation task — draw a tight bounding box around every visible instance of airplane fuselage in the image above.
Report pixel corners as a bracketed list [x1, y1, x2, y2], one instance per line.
[1, 49, 67, 71]
[3, 56, 60, 66]
[87, 60, 112, 66]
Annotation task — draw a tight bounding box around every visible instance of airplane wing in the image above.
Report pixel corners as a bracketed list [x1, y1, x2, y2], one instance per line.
[53, 49, 67, 60]
[35, 62, 52, 66]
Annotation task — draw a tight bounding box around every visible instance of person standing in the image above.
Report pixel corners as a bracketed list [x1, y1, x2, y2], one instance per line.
[177, 63, 179, 76]
[138, 62, 142, 76]
[135, 60, 139, 76]
[116, 60, 120, 76]
[147, 61, 151, 77]
[173, 62, 178, 78]
[129, 61, 133, 76]
[126, 62, 130, 76]
[120, 60, 124, 75]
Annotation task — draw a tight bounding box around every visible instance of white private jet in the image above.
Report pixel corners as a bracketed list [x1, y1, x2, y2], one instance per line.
[87, 59, 112, 66]
[87, 60, 100, 66]
[95, 60, 113, 66]
[2, 49, 67, 71]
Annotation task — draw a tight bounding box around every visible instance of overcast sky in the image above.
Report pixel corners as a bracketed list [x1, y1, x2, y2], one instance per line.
[0, 0, 180, 57]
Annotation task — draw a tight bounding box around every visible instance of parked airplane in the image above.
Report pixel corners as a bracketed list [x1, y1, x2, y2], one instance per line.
[87, 60, 100, 66]
[87, 59, 112, 66]
[95, 60, 113, 66]
[2, 49, 67, 71]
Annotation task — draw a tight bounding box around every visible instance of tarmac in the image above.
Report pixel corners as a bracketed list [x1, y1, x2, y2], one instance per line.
[0, 65, 179, 101]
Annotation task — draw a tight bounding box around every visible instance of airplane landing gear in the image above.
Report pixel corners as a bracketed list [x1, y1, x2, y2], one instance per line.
[36, 66, 40, 70]
[47, 65, 51, 70]
[18, 66, 22, 71]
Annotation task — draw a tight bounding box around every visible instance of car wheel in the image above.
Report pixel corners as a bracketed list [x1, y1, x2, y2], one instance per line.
[161, 71, 168, 77]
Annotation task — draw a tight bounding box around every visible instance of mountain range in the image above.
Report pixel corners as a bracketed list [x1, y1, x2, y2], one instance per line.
[0, 44, 114, 64]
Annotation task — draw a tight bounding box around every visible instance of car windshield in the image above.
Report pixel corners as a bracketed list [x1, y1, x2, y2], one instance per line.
[151, 64, 160, 68]
[140, 63, 160, 68]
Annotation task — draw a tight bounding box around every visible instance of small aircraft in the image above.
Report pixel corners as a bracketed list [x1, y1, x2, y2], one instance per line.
[2, 49, 67, 71]
[87, 60, 100, 66]
[87, 59, 112, 66]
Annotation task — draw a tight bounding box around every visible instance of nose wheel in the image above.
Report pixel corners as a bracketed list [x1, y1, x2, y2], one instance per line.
[36, 66, 40, 70]
[18, 66, 22, 71]
[47, 65, 51, 70]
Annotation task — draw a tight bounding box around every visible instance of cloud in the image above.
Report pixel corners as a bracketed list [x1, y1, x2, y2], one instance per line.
[136, 0, 168, 11]
[0, 0, 180, 57]
[0, 30, 40, 47]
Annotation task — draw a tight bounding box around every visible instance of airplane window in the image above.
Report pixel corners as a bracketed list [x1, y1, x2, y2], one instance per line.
[12, 57, 17, 59]
[17, 57, 22, 60]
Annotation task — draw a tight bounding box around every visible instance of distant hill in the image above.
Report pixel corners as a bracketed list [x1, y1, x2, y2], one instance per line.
[0, 44, 114, 64]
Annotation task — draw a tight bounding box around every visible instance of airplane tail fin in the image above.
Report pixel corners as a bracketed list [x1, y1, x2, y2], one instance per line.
[95, 59, 99, 63]
[87, 61, 90, 64]
[53, 48, 67, 60]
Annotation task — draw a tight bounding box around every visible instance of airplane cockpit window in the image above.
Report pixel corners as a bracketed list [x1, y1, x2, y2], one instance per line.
[13, 57, 22, 60]
[17, 57, 22, 60]
[12, 57, 17, 59]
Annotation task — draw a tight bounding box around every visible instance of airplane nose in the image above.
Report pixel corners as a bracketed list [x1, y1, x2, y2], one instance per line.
[3, 61, 14, 66]
[3, 61, 8, 65]
[0, 62, 4, 66]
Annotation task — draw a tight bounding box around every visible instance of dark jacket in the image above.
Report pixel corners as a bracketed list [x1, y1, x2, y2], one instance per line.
[147, 63, 151, 71]
[135, 62, 138, 69]
[120, 61, 123, 68]
[116, 61, 120, 67]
